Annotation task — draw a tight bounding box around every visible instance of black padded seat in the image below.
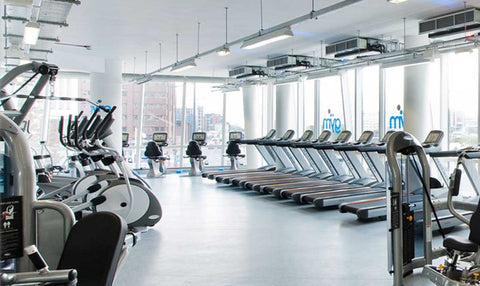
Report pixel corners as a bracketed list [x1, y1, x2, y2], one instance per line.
[145, 141, 163, 158]
[226, 141, 241, 156]
[443, 236, 479, 253]
[56, 212, 127, 286]
[186, 141, 202, 157]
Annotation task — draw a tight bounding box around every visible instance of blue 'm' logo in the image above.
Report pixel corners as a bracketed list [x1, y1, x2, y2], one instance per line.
[322, 111, 342, 134]
[389, 105, 404, 129]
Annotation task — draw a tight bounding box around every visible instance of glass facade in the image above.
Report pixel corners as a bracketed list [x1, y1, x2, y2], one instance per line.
[8, 48, 480, 170]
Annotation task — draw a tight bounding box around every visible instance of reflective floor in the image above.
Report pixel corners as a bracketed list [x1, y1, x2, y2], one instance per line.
[114, 173, 464, 286]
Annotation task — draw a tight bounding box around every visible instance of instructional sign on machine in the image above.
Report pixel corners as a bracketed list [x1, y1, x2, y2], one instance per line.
[0, 196, 23, 260]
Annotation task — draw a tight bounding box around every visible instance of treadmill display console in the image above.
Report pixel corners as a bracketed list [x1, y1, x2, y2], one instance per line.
[300, 130, 314, 141]
[153, 132, 167, 143]
[229, 132, 243, 141]
[424, 131, 443, 145]
[265, 129, 276, 139]
[192, 132, 206, 142]
[336, 131, 351, 142]
[318, 130, 332, 142]
[381, 130, 395, 143]
[122, 133, 129, 143]
[282, 130, 295, 140]
[357, 131, 373, 143]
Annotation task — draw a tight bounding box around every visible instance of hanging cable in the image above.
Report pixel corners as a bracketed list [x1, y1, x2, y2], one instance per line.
[225, 7, 228, 44]
[410, 154, 446, 239]
[197, 22, 201, 56]
[176, 33, 179, 62]
[260, 0, 264, 31]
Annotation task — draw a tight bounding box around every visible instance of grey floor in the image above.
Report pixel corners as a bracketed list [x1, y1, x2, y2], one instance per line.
[114, 173, 465, 286]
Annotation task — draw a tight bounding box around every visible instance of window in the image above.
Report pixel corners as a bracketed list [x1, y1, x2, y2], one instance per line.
[304, 80, 315, 132]
[447, 50, 479, 149]
[384, 66, 404, 132]
[361, 65, 380, 138]
[319, 76, 344, 136]
[121, 83, 143, 168]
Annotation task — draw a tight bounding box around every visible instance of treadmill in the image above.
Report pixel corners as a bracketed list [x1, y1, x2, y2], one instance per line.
[203, 129, 277, 180]
[339, 130, 446, 220]
[259, 130, 353, 195]
[294, 131, 397, 208]
[232, 130, 315, 187]
[244, 130, 333, 191]
[271, 130, 375, 200]
[218, 129, 296, 184]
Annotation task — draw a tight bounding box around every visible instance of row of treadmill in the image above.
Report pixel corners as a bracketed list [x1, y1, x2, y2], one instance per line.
[203, 128, 480, 228]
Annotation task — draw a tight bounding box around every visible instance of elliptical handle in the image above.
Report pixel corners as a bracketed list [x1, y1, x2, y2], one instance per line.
[83, 108, 100, 140]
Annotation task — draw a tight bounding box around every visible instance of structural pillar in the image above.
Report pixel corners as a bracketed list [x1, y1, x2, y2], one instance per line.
[403, 63, 433, 141]
[275, 83, 297, 135]
[243, 85, 262, 168]
[90, 59, 123, 152]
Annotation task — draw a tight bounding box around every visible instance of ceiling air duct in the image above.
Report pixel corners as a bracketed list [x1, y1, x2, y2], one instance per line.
[325, 37, 386, 60]
[419, 8, 480, 39]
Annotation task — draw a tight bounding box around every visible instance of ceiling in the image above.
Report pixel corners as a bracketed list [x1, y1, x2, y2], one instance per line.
[16, 0, 480, 76]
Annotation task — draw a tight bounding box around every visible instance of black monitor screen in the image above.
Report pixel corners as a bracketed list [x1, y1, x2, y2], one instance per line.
[229, 132, 243, 140]
[122, 133, 129, 143]
[193, 132, 206, 141]
[153, 133, 167, 143]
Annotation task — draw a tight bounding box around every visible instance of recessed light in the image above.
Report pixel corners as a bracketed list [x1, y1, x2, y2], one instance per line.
[387, 0, 408, 3]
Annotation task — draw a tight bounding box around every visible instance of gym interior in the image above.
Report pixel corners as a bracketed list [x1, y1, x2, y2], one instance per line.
[2, 1, 480, 285]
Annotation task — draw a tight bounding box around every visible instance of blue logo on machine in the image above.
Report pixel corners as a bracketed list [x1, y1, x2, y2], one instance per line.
[322, 109, 342, 134]
[91, 104, 112, 113]
[389, 105, 404, 130]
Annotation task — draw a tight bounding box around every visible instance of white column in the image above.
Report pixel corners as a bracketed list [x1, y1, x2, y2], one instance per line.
[90, 59, 123, 152]
[275, 83, 297, 135]
[404, 63, 433, 141]
[243, 85, 262, 168]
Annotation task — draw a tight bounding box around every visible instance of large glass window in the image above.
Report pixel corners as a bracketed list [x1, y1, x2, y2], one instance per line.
[319, 76, 344, 137]
[140, 81, 183, 169]
[446, 50, 479, 149]
[304, 80, 315, 132]
[44, 78, 90, 166]
[384, 67, 404, 132]
[361, 65, 380, 138]
[122, 83, 143, 168]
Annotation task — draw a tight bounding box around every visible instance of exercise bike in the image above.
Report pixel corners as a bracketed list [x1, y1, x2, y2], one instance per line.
[185, 132, 208, 176]
[145, 132, 169, 178]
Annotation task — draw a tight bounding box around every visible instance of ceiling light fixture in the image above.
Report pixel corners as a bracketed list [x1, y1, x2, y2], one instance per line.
[171, 59, 197, 72]
[171, 33, 197, 73]
[217, 7, 231, 56]
[241, 0, 293, 49]
[381, 55, 432, 69]
[23, 21, 40, 45]
[217, 46, 231, 56]
[387, 0, 408, 3]
[241, 26, 294, 49]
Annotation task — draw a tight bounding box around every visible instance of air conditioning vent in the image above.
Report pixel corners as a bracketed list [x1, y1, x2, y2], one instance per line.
[325, 37, 387, 59]
[419, 8, 480, 38]
[266, 55, 314, 70]
[228, 66, 266, 78]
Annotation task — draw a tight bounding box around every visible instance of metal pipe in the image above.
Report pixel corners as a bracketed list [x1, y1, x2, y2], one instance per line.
[141, 0, 362, 78]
